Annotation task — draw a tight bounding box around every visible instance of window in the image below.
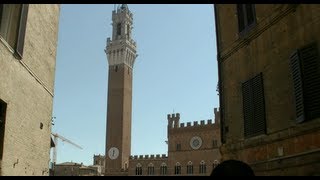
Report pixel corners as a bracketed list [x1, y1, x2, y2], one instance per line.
[213, 160, 219, 169]
[115, 65, 118, 72]
[127, 24, 130, 39]
[174, 162, 181, 175]
[0, 4, 29, 59]
[242, 73, 266, 138]
[212, 140, 218, 148]
[147, 163, 154, 175]
[160, 163, 167, 175]
[0, 99, 7, 160]
[186, 161, 193, 175]
[290, 42, 320, 123]
[237, 4, 255, 33]
[199, 161, 206, 174]
[124, 162, 128, 170]
[135, 163, 142, 175]
[176, 143, 181, 151]
[116, 23, 121, 36]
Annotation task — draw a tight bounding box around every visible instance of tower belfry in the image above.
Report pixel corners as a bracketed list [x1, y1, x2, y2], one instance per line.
[104, 4, 137, 176]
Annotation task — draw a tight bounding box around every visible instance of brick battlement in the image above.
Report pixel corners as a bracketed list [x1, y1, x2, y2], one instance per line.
[179, 119, 214, 128]
[167, 108, 220, 129]
[129, 154, 167, 160]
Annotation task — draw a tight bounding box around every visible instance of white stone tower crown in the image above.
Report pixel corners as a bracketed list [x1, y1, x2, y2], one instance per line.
[105, 4, 137, 69]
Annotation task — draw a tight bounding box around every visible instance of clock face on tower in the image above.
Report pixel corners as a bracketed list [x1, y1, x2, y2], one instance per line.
[190, 136, 202, 150]
[108, 147, 119, 160]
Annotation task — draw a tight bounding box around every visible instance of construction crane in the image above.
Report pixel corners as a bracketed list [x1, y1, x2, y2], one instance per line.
[51, 133, 83, 165]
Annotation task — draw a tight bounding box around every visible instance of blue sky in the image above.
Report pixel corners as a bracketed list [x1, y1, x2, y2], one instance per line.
[52, 4, 218, 166]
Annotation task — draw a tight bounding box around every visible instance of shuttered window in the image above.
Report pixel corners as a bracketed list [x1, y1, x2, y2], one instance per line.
[0, 4, 28, 59]
[15, 4, 28, 59]
[242, 73, 266, 138]
[0, 99, 7, 160]
[237, 4, 256, 33]
[290, 43, 320, 123]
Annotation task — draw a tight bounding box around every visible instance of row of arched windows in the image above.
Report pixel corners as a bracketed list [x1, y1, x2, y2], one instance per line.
[135, 160, 219, 175]
[136, 162, 166, 175]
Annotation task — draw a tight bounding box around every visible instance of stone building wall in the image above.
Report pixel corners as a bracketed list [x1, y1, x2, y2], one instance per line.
[215, 4, 320, 175]
[0, 4, 60, 176]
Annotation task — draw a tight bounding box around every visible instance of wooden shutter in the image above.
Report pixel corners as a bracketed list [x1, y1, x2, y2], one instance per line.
[242, 77, 254, 137]
[246, 4, 255, 26]
[15, 4, 29, 59]
[237, 4, 245, 32]
[290, 50, 305, 123]
[243, 73, 266, 138]
[299, 43, 320, 120]
[0, 5, 3, 25]
[0, 100, 7, 160]
[252, 73, 266, 135]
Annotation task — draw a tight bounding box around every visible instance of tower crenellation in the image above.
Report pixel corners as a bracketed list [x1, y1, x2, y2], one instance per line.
[167, 113, 180, 128]
[168, 118, 216, 129]
[167, 108, 220, 130]
[130, 154, 168, 160]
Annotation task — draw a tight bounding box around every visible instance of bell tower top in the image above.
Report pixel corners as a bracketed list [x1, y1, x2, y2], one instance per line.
[120, 4, 129, 11]
[105, 4, 137, 68]
[111, 4, 133, 41]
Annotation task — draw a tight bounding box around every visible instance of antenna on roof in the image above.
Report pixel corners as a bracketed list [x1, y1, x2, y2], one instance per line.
[114, 4, 116, 11]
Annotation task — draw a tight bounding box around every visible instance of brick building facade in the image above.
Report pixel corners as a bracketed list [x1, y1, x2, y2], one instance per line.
[128, 108, 221, 176]
[100, 108, 221, 176]
[0, 4, 60, 175]
[214, 4, 320, 175]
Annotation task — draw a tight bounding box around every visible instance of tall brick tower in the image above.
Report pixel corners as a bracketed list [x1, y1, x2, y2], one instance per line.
[104, 4, 137, 176]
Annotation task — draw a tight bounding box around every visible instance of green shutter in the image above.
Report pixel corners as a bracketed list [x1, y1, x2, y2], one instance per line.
[237, 4, 245, 32]
[299, 43, 320, 120]
[290, 50, 305, 123]
[252, 73, 266, 135]
[246, 4, 255, 26]
[243, 73, 266, 138]
[243, 77, 254, 138]
[0, 100, 7, 160]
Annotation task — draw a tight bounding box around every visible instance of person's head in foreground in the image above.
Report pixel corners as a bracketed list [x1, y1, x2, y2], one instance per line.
[210, 159, 255, 176]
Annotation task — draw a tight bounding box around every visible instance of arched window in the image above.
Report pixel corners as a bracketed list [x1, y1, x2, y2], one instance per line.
[160, 162, 167, 175]
[147, 163, 154, 175]
[135, 163, 142, 175]
[213, 160, 220, 170]
[116, 23, 121, 36]
[187, 161, 193, 174]
[199, 160, 206, 174]
[174, 162, 181, 175]
[127, 24, 130, 39]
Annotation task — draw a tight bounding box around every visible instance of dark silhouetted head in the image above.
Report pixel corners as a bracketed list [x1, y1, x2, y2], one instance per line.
[210, 159, 255, 176]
